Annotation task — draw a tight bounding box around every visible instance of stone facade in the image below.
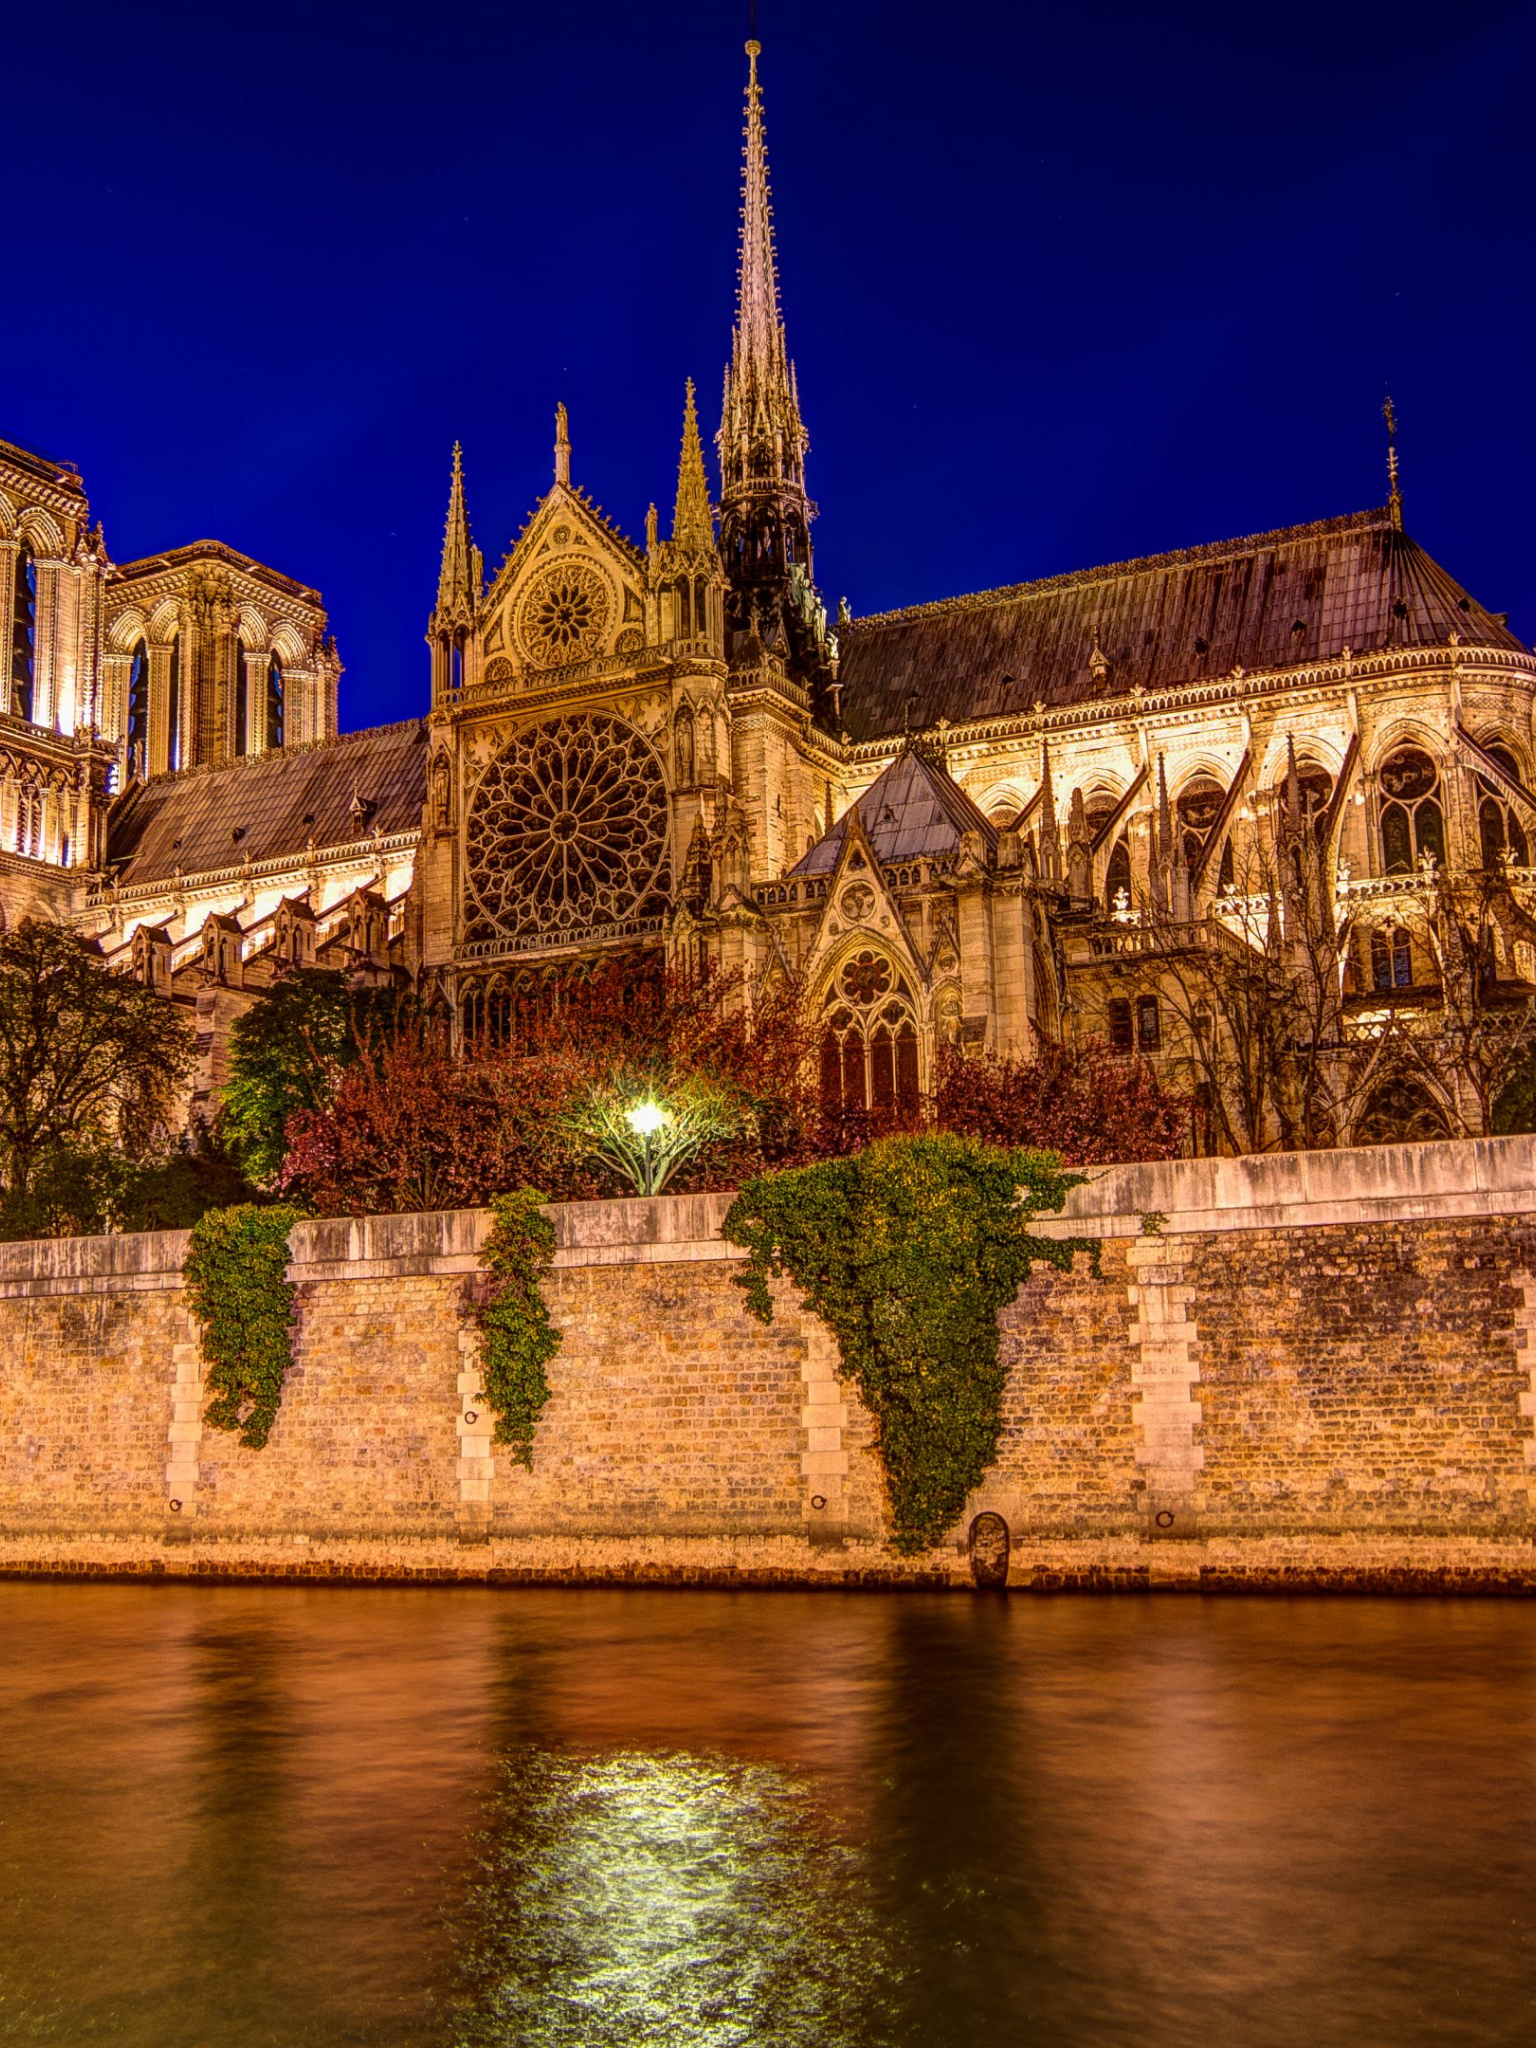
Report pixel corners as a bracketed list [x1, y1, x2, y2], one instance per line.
[0, 40, 1527, 1151]
[2, 1137, 1536, 1590]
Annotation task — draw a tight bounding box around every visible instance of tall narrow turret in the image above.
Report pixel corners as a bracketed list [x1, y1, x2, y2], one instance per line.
[716, 39, 827, 687]
[673, 378, 715, 551]
[428, 442, 482, 702]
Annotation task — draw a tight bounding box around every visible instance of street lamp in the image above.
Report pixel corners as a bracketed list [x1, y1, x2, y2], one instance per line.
[625, 1098, 669, 1196]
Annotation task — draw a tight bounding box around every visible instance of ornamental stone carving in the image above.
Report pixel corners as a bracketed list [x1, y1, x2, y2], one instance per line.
[463, 712, 670, 943]
[515, 560, 610, 669]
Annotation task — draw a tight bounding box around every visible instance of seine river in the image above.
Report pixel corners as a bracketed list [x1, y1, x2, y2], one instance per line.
[1, 1584, 1533, 2046]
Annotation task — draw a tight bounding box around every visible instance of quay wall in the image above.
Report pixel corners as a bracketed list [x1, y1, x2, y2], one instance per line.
[1, 1138, 1535, 1591]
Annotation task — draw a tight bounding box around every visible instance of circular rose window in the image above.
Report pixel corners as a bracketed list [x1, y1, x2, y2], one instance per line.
[464, 713, 670, 941]
[516, 561, 610, 668]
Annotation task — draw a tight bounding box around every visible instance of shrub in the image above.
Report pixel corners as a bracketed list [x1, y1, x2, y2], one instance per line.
[183, 1203, 302, 1450]
[473, 1189, 562, 1467]
[723, 1134, 1090, 1552]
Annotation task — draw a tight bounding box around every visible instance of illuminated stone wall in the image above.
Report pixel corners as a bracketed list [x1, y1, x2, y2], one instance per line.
[1, 1140, 1535, 1589]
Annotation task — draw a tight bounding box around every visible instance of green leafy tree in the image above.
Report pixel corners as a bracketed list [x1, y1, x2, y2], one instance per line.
[0, 918, 194, 1237]
[724, 1134, 1090, 1553]
[222, 969, 412, 1185]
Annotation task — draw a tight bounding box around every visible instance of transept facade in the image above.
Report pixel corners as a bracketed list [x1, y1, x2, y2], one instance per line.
[0, 37, 1531, 1150]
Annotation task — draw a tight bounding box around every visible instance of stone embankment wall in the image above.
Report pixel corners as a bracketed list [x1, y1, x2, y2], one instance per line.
[1, 1138, 1535, 1590]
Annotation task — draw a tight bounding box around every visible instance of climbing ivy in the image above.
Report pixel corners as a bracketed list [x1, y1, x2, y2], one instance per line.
[474, 1189, 562, 1468]
[183, 1203, 302, 1450]
[722, 1134, 1091, 1554]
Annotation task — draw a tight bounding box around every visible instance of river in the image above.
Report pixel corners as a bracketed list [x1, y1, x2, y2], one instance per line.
[0, 1583, 1532, 2045]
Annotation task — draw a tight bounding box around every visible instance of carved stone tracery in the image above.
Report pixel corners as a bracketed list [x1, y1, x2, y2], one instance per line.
[464, 711, 670, 943]
[516, 561, 610, 669]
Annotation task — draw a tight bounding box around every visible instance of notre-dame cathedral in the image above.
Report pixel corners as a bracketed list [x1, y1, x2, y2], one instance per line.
[1, 40, 1532, 1145]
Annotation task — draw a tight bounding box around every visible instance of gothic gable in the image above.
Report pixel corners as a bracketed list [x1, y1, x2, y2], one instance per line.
[478, 485, 646, 684]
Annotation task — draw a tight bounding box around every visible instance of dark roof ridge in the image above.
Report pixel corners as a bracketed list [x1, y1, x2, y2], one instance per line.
[846, 508, 1393, 637]
[121, 719, 426, 797]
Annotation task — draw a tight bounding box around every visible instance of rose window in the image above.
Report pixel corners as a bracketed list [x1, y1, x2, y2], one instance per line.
[464, 713, 671, 942]
[517, 562, 610, 668]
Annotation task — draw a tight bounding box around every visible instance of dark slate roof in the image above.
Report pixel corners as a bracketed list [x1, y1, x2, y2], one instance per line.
[791, 745, 998, 876]
[836, 510, 1527, 743]
[106, 720, 428, 887]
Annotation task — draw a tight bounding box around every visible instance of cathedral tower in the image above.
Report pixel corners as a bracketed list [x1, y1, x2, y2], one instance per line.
[716, 40, 832, 696]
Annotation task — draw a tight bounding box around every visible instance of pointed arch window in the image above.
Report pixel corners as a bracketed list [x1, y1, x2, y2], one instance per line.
[127, 640, 150, 782]
[1378, 746, 1445, 873]
[1105, 833, 1132, 908]
[1476, 742, 1529, 869]
[10, 543, 36, 723]
[266, 654, 284, 753]
[167, 636, 182, 771]
[1175, 775, 1225, 872]
[819, 950, 919, 1115]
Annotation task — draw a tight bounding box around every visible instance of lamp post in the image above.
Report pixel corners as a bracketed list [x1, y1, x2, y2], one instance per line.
[625, 1099, 669, 1197]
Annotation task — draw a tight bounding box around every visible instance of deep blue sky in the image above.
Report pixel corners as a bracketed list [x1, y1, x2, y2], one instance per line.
[6, 0, 1533, 731]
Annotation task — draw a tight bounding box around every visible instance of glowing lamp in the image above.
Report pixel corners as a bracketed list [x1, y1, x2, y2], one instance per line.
[626, 1100, 668, 1137]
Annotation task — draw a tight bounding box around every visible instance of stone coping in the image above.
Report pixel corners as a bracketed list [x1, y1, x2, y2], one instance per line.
[1035, 1133, 1536, 1239]
[0, 1138, 1531, 1295]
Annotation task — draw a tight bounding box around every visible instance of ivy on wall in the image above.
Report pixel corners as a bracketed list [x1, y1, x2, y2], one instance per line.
[183, 1203, 302, 1450]
[474, 1189, 563, 1467]
[723, 1134, 1091, 1554]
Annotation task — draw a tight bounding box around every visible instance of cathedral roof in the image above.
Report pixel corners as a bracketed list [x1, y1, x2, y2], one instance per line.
[105, 719, 428, 887]
[791, 743, 997, 875]
[835, 509, 1527, 742]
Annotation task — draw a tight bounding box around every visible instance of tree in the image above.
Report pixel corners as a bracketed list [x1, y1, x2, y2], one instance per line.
[222, 969, 415, 1184]
[0, 918, 194, 1236]
[1391, 864, 1536, 1137]
[933, 1038, 1190, 1163]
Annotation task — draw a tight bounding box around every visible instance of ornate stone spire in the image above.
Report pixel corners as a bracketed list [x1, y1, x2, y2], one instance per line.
[718, 39, 805, 492]
[672, 379, 714, 551]
[717, 37, 825, 680]
[435, 442, 480, 614]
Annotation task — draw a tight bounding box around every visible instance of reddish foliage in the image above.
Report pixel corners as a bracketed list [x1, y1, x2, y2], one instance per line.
[283, 964, 847, 1215]
[932, 1039, 1191, 1165]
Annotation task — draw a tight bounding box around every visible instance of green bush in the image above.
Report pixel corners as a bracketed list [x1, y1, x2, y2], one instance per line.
[474, 1189, 562, 1467]
[183, 1203, 302, 1450]
[723, 1134, 1090, 1553]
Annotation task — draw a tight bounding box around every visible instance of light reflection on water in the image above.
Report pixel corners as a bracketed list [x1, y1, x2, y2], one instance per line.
[449, 1748, 892, 2046]
[0, 1585, 1535, 2045]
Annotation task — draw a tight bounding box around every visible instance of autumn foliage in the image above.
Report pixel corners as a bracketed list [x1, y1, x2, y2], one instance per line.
[275, 955, 1189, 1216]
[932, 1039, 1190, 1165]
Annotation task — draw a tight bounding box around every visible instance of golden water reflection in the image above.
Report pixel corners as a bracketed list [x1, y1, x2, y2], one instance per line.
[449, 1748, 893, 2046]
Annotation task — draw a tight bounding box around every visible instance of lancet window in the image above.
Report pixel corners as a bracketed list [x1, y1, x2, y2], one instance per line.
[1370, 928, 1413, 991]
[1377, 747, 1445, 874]
[10, 544, 35, 722]
[1104, 834, 1132, 907]
[1475, 742, 1529, 868]
[267, 655, 285, 753]
[818, 950, 919, 1114]
[1175, 775, 1226, 871]
[127, 640, 150, 782]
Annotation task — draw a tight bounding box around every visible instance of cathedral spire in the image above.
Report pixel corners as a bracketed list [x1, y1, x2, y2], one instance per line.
[672, 378, 714, 550]
[435, 441, 479, 612]
[717, 37, 825, 685]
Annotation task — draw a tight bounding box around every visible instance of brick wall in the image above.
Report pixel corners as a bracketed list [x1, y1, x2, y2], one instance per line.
[1, 1141, 1535, 1589]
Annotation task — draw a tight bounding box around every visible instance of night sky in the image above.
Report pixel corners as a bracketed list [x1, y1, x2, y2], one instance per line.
[6, 0, 1533, 731]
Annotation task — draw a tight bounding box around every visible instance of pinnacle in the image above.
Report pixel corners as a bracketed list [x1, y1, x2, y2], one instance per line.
[672, 377, 714, 551]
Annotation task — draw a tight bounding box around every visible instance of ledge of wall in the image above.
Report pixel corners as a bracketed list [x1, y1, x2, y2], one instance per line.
[1037, 1134, 1536, 1238]
[0, 1136, 1531, 1299]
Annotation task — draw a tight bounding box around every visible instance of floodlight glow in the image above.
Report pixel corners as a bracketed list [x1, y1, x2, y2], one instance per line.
[626, 1100, 668, 1137]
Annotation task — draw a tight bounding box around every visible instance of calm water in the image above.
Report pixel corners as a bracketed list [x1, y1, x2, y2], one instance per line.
[0, 1586, 1532, 2046]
